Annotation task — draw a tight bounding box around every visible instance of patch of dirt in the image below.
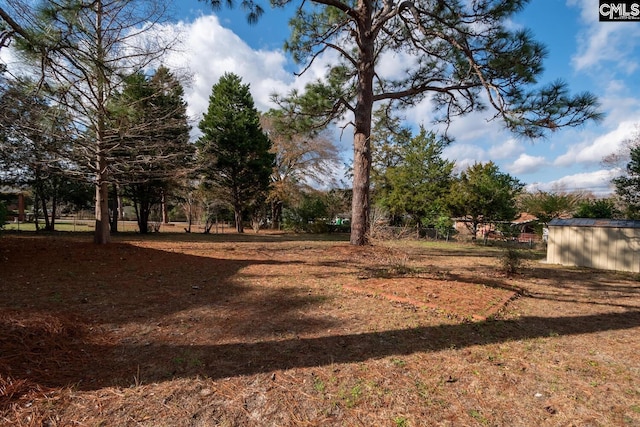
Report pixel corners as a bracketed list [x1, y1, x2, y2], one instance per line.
[1, 232, 640, 426]
[345, 278, 516, 321]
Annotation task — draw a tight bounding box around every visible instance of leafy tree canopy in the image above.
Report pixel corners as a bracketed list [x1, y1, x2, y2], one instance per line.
[518, 190, 581, 225]
[574, 198, 620, 219]
[261, 110, 341, 229]
[373, 125, 455, 227]
[613, 144, 640, 219]
[449, 161, 524, 238]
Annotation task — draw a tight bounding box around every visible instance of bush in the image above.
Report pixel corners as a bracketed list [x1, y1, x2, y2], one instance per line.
[433, 215, 456, 240]
[499, 247, 524, 276]
[308, 221, 330, 234]
[282, 193, 330, 233]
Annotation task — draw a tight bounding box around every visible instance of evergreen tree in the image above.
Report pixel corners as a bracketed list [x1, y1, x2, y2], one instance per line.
[0, 76, 76, 230]
[197, 73, 274, 233]
[613, 145, 640, 218]
[574, 198, 620, 219]
[109, 67, 192, 234]
[449, 162, 524, 239]
[0, 0, 175, 243]
[373, 127, 455, 228]
[370, 110, 414, 215]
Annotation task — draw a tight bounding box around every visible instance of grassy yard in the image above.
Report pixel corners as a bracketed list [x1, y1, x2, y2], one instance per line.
[3, 220, 181, 233]
[1, 231, 639, 426]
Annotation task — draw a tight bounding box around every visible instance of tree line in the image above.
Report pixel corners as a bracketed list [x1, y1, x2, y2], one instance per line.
[368, 117, 637, 241]
[0, 0, 611, 244]
[2, 55, 633, 241]
[0, 67, 345, 235]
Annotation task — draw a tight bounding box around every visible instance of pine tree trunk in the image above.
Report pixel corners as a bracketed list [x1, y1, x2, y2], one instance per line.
[93, 124, 110, 242]
[235, 208, 244, 233]
[135, 198, 150, 234]
[92, 0, 111, 244]
[94, 177, 111, 244]
[33, 192, 40, 231]
[351, 130, 371, 245]
[139, 208, 149, 233]
[50, 192, 57, 230]
[350, 20, 375, 246]
[17, 193, 24, 222]
[185, 198, 193, 233]
[161, 189, 169, 223]
[110, 184, 119, 233]
[40, 196, 50, 231]
[271, 200, 282, 230]
[118, 194, 123, 220]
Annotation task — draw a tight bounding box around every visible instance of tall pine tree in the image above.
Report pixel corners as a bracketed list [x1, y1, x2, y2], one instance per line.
[199, 0, 603, 245]
[0, 0, 176, 243]
[197, 73, 274, 233]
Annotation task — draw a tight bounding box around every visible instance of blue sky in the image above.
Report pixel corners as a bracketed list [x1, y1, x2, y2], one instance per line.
[4, 0, 639, 194]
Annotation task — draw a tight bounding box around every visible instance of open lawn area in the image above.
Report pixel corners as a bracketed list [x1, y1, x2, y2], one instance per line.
[1, 232, 639, 426]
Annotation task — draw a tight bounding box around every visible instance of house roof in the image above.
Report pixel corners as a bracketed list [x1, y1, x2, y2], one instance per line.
[512, 212, 538, 224]
[549, 218, 640, 229]
[453, 213, 538, 224]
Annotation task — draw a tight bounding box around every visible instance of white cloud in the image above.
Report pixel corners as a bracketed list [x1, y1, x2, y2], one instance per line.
[375, 50, 419, 80]
[398, 80, 508, 146]
[156, 14, 355, 145]
[508, 154, 547, 175]
[0, 46, 21, 73]
[488, 138, 525, 160]
[161, 15, 293, 122]
[443, 143, 487, 171]
[527, 168, 619, 196]
[599, 88, 640, 126]
[554, 120, 637, 167]
[569, 0, 640, 73]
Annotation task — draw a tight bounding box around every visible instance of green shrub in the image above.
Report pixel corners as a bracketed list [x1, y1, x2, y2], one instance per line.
[308, 220, 330, 234]
[282, 193, 330, 233]
[499, 247, 524, 276]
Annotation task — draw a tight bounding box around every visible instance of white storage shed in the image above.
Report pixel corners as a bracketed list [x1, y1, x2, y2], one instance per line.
[547, 218, 640, 272]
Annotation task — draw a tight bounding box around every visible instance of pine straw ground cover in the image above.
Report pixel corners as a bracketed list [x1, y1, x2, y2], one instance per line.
[1, 232, 639, 426]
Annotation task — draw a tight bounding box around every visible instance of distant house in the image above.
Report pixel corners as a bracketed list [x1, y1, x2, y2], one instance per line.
[511, 212, 540, 243]
[547, 218, 640, 273]
[453, 212, 540, 242]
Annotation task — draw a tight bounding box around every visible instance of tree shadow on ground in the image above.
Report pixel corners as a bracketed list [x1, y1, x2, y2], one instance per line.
[1, 235, 639, 401]
[2, 308, 639, 394]
[120, 309, 640, 381]
[409, 257, 640, 311]
[116, 230, 351, 244]
[0, 235, 338, 396]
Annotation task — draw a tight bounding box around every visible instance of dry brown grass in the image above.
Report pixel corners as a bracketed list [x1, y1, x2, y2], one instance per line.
[1, 231, 639, 426]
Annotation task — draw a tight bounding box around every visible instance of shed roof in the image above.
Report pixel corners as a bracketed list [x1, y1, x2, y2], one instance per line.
[549, 218, 640, 228]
